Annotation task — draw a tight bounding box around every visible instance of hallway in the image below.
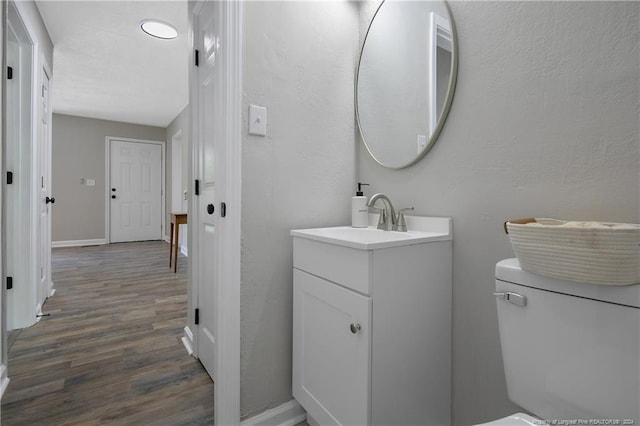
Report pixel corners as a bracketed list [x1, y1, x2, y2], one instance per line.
[1, 242, 214, 425]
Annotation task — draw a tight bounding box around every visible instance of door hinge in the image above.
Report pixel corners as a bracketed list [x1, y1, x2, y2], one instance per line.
[195, 49, 199, 67]
[7, 171, 13, 185]
[195, 308, 200, 325]
[221, 202, 227, 217]
[7, 66, 13, 80]
[194, 179, 200, 196]
[6, 277, 13, 290]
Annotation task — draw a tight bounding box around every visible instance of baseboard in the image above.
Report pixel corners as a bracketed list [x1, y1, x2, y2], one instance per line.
[241, 400, 306, 426]
[182, 326, 194, 356]
[52, 239, 107, 248]
[0, 364, 9, 399]
[163, 237, 187, 257]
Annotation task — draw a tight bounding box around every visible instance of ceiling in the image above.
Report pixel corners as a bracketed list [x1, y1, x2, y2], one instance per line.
[35, 1, 189, 128]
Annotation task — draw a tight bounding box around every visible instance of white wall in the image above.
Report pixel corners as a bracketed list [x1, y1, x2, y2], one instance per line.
[240, 1, 361, 419]
[358, 2, 639, 424]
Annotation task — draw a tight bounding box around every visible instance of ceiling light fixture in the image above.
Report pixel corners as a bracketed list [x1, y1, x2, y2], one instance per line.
[140, 20, 178, 40]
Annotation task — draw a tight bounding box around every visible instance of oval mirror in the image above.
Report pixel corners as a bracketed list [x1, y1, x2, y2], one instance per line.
[356, 0, 458, 169]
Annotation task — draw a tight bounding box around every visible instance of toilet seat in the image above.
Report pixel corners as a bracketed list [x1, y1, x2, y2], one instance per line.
[475, 412, 540, 426]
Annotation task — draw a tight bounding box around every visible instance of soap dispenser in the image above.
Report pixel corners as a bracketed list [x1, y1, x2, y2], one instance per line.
[352, 182, 369, 228]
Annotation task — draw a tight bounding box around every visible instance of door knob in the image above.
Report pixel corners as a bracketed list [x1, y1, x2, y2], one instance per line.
[111, 195, 116, 199]
[350, 323, 361, 334]
[46, 197, 55, 204]
[207, 204, 215, 215]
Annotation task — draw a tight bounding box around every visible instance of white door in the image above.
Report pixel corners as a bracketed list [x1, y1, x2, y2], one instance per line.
[194, 0, 225, 379]
[5, 24, 21, 330]
[109, 140, 162, 243]
[5, 8, 37, 330]
[293, 269, 372, 426]
[37, 66, 53, 307]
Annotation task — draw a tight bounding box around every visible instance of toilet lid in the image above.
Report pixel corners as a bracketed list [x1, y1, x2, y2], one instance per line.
[475, 412, 540, 426]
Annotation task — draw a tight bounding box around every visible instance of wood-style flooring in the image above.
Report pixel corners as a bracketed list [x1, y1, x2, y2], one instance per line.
[2, 241, 215, 425]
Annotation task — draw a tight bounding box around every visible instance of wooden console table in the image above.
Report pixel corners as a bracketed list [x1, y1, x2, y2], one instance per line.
[169, 212, 188, 273]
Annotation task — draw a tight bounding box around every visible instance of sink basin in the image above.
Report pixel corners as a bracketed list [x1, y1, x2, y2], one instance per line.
[291, 215, 452, 250]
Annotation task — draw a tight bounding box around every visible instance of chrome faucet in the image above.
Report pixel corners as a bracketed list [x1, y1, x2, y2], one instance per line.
[367, 193, 397, 231]
[367, 193, 414, 231]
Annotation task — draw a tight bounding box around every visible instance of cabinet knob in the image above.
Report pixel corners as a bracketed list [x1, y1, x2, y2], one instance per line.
[350, 323, 361, 334]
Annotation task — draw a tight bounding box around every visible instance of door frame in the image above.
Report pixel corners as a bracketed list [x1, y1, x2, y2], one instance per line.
[170, 128, 184, 213]
[2, 0, 54, 395]
[4, 0, 38, 332]
[36, 58, 54, 313]
[170, 129, 187, 254]
[104, 136, 166, 243]
[428, 12, 453, 136]
[188, 1, 242, 424]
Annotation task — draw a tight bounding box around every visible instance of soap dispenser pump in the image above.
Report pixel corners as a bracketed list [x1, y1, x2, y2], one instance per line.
[352, 182, 369, 228]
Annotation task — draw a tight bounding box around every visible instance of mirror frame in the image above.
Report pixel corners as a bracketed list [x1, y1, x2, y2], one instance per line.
[355, 0, 459, 169]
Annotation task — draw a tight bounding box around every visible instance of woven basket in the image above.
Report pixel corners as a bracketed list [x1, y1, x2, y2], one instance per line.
[504, 218, 640, 286]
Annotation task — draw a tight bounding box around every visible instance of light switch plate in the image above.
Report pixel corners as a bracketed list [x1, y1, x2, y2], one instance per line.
[86, 179, 96, 187]
[249, 104, 267, 136]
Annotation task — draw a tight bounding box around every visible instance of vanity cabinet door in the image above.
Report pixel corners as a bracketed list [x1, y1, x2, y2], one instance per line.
[293, 269, 371, 426]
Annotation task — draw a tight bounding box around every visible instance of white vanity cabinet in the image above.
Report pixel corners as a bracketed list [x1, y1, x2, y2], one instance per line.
[293, 269, 372, 425]
[291, 218, 452, 426]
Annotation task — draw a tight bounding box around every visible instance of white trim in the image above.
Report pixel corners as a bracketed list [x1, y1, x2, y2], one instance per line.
[5, 0, 38, 331]
[170, 128, 185, 214]
[104, 137, 166, 244]
[187, 0, 199, 363]
[217, 1, 242, 424]
[181, 326, 194, 356]
[162, 236, 188, 256]
[241, 400, 307, 426]
[51, 239, 107, 248]
[0, 364, 9, 399]
[190, 2, 242, 424]
[38, 55, 56, 303]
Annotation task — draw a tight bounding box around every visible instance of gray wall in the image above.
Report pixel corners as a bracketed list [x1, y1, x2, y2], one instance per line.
[240, 1, 360, 418]
[51, 114, 166, 242]
[358, 2, 639, 425]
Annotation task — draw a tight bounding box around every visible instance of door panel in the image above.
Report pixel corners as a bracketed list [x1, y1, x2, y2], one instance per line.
[110, 140, 162, 243]
[38, 66, 52, 307]
[6, 14, 38, 330]
[293, 269, 372, 426]
[195, 0, 224, 380]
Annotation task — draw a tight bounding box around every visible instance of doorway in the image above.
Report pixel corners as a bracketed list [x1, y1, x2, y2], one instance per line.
[171, 129, 187, 254]
[37, 64, 53, 311]
[106, 137, 165, 244]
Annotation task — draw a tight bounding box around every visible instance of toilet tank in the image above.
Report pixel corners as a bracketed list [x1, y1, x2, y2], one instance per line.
[495, 259, 640, 424]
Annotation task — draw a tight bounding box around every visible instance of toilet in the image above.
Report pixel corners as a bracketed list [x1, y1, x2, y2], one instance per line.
[479, 258, 640, 425]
